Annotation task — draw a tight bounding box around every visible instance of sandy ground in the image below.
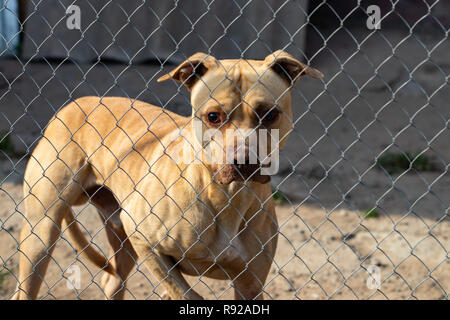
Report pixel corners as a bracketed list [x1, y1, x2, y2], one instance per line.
[0, 24, 449, 299]
[0, 180, 448, 300]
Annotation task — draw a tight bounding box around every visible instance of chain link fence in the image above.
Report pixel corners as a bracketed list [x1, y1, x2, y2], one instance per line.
[0, 0, 449, 299]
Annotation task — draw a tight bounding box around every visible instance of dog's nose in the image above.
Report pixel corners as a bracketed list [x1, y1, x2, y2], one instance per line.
[233, 145, 253, 165]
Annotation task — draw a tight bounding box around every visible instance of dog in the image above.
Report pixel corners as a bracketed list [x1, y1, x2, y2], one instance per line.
[12, 50, 323, 300]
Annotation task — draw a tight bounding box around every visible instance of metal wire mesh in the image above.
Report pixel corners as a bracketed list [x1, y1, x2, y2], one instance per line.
[0, 0, 448, 300]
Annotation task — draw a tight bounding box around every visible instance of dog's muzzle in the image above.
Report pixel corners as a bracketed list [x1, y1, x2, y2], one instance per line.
[214, 162, 271, 184]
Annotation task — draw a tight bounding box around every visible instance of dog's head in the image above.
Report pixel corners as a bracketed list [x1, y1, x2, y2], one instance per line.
[158, 51, 323, 185]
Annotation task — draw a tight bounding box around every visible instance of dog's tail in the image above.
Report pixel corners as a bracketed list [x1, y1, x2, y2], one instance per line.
[62, 213, 116, 275]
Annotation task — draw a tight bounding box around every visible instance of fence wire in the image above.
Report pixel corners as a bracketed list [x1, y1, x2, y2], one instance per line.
[0, 0, 449, 300]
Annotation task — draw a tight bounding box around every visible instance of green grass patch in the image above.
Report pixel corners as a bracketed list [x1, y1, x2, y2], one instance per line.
[272, 189, 286, 204]
[362, 208, 379, 219]
[0, 269, 10, 288]
[0, 130, 24, 158]
[376, 151, 435, 174]
[0, 131, 16, 157]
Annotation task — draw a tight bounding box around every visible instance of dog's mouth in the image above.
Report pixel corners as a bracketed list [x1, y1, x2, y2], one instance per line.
[213, 163, 271, 184]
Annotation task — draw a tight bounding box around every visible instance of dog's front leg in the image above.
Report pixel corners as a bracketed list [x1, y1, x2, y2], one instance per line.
[130, 240, 203, 300]
[232, 254, 273, 300]
[232, 203, 279, 300]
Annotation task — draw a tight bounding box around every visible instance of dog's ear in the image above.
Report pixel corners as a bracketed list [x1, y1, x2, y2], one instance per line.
[157, 52, 218, 90]
[264, 50, 323, 85]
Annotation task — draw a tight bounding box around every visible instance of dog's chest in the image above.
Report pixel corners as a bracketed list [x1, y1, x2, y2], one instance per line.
[130, 169, 260, 266]
[179, 206, 249, 262]
[173, 216, 250, 277]
[164, 188, 254, 263]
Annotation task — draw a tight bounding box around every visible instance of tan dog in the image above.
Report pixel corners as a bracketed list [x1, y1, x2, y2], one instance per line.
[12, 50, 322, 300]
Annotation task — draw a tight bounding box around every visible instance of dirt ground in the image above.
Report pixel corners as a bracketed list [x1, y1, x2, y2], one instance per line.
[0, 23, 449, 299]
[0, 179, 448, 300]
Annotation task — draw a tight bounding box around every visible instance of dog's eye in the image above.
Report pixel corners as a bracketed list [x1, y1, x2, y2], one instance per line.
[263, 109, 279, 122]
[207, 112, 221, 124]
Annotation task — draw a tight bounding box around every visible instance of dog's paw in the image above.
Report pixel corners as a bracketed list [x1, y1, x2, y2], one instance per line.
[161, 291, 172, 300]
